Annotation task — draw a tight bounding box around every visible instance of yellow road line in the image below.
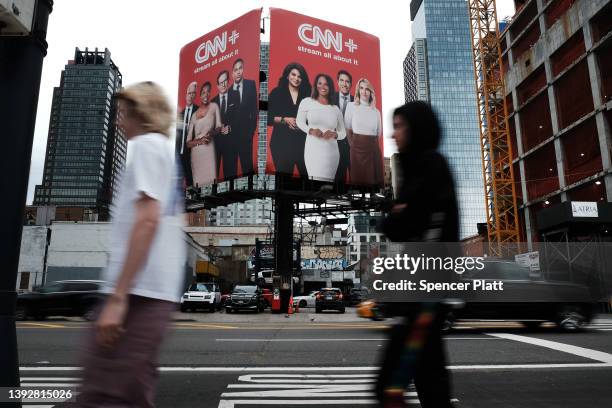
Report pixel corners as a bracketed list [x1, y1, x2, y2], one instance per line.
[173, 323, 239, 329]
[172, 324, 388, 330]
[18, 322, 66, 328]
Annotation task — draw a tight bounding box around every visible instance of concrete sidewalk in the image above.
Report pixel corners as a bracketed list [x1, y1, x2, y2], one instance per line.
[174, 307, 367, 323]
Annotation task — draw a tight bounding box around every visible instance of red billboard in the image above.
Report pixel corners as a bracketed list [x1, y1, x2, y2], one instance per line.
[266, 8, 383, 186]
[177, 9, 261, 187]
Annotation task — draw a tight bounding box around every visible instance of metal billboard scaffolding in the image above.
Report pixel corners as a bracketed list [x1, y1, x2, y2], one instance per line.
[184, 173, 391, 313]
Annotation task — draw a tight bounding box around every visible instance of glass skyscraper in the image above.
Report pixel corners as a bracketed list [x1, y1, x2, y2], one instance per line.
[404, 0, 485, 238]
[33, 48, 125, 220]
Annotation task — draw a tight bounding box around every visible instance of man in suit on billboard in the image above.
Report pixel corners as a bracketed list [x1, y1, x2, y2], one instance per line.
[333, 70, 353, 184]
[212, 70, 237, 180]
[176, 81, 199, 185]
[229, 58, 257, 175]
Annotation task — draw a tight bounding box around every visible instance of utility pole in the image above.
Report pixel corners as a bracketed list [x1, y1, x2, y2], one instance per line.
[0, 0, 54, 401]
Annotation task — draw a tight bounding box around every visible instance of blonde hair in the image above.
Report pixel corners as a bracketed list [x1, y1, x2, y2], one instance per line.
[116, 81, 174, 137]
[353, 78, 376, 107]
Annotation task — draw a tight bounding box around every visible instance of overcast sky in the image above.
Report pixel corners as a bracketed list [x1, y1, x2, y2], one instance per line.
[26, 0, 515, 204]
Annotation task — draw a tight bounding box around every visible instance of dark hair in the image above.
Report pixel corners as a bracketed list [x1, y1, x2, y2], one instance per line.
[337, 70, 352, 83]
[278, 62, 311, 99]
[393, 101, 441, 153]
[216, 70, 229, 84]
[232, 58, 244, 68]
[311, 74, 335, 103]
[200, 81, 212, 94]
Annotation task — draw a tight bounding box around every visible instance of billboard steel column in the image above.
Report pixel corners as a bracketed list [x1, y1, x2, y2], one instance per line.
[274, 182, 294, 314]
[0, 0, 53, 397]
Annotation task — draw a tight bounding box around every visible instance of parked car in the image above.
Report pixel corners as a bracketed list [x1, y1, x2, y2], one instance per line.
[315, 288, 345, 313]
[16, 280, 104, 321]
[180, 282, 221, 312]
[293, 291, 319, 308]
[349, 288, 370, 306]
[225, 285, 266, 313]
[249, 270, 274, 287]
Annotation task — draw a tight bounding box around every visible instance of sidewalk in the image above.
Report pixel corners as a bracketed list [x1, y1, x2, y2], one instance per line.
[174, 307, 366, 323]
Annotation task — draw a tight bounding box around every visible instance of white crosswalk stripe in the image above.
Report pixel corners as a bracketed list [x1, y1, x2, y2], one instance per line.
[218, 373, 458, 407]
[17, 377, 80, 407]
[586, 322, 612, 331]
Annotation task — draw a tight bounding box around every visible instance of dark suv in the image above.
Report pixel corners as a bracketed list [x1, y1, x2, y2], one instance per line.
[225, 285, 265, 313]
[315, 288, 345, 313]
[16, 280, 104, 321]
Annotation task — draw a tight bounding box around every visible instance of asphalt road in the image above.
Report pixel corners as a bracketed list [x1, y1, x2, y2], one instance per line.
[14, 315, 612, 407]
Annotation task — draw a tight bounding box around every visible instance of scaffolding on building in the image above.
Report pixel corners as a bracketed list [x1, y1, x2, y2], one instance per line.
[468, 0, 521, 256]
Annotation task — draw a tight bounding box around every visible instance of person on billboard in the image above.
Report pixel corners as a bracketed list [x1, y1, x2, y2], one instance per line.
[211, 70, 237, 180]
[296, 73, 347, 181]
[344, 78, 383, 185]
[229, 58, 257, 176]
[186, 82, 222, 186]
[332, 70, 353, 183]
[176, 81, 198, 186]
[268, 62, 311, 177]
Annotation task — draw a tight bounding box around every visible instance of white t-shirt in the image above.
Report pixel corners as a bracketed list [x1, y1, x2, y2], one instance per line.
[102, 133, 186, 303]
[344, 101, 382, 136]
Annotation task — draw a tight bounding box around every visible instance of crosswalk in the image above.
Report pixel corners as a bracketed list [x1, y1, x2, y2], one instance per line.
[16, 373, 458, 407]
[217, 373, 458, 407]
[586, 321, 612, 331]
[449, 319, 612, 331]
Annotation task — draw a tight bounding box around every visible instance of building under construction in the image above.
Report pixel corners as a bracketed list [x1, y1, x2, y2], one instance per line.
[500, 0, 612, 244]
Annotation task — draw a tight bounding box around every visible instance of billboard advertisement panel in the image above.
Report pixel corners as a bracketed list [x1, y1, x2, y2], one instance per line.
[177, 9, 261, 188]
[266, 8, 383, 186]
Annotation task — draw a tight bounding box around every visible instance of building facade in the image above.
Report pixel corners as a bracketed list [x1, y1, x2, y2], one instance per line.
[501, 0, 612, 243]
[404, 0, 486, 238]
[346, 213, 387, 265]
[403, 38, 429, 102]
[33, 47, 125, 220]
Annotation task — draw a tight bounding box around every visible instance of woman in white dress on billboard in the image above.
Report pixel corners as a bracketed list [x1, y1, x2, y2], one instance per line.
[296, 73, 346, 182]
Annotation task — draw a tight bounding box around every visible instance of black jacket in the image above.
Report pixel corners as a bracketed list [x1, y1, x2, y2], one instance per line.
[381, 150, 459, 242]
[229, 79, 257, 139]
[211, 93, 237, 127]
[176, 104, 199, 154]
[332, 92, 354, 111]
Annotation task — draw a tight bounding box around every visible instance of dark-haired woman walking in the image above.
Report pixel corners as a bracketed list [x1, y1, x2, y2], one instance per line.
[376, 101, 458, 408]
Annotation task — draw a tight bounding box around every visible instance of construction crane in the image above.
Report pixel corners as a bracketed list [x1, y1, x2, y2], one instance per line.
[468, 0, 521, 257]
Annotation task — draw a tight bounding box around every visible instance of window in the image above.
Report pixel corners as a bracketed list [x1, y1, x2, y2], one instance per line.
[19, 272, 30, 290]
